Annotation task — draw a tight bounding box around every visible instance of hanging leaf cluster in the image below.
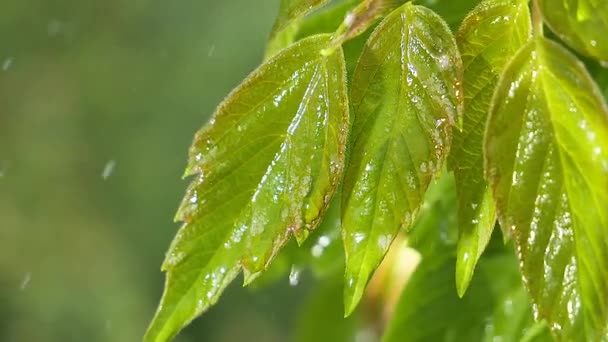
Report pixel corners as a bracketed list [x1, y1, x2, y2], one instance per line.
[145, 0, 608, 341]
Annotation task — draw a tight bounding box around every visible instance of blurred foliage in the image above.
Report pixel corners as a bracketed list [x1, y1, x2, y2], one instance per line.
[0, 1, 320, 341]
[3, 0, 608, 341]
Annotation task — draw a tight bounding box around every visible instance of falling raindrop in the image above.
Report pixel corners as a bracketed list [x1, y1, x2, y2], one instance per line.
[20, 272, 31, 291]
[318, 235, 330, 247]
[0, 161, 7, 178]
[343, 11, 355, 27]
[101, 160, 116, 180]
[311, 244, 323, 258]
[208, 44, 216, 57]
[2, 57, 13, 71]
[47, 19, 63, 36]
[289, 265, 300, 286]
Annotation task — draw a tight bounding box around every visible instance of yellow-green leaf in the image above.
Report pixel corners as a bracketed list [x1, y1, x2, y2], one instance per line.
[144, 34, 349, 342]
[538, 0, 608, 62]
[485, 37, 608, 340]
[341, 3, 463, 316]
[450, 0, 531, 297]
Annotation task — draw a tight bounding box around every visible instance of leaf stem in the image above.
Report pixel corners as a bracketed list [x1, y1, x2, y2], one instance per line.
[532, 0, 544, 36]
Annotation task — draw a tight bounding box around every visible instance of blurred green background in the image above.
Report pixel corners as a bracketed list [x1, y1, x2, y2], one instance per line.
[0, 1, 324, 341]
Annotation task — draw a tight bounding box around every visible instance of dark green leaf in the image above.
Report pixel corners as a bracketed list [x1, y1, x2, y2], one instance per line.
[538, 0, 608, 62]
[266, 0, 331, 58]
[294, 275, 360, 342]
[383, 254, 551, 342]
[485, 37, 608, 340]
[449, 0, 531, 296]
[419, 0, 482, 29]
[144, 34, 349, 342]
[341, 2, 463, 316]
[384, 181, 552, 342]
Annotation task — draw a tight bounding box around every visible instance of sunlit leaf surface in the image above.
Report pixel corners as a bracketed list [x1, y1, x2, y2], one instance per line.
[485, 37, 608, 340]
[266, 0, 331, 58]
[341, 3, 463, 316]
[449, 0, 531, 296]
[538, 0, 608, 62]
[144, 34, 349, 342]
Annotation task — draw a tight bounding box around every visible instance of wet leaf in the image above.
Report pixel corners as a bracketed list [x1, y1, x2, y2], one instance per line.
[144, 34, 349, 342]
[485, 37, 608, 340]
[266, 0, 331, 58]
[449, 0, 531, 297]
[341, 3, 463, 316]
[538, 0, 608, 62]
[252, 192, 345, 289]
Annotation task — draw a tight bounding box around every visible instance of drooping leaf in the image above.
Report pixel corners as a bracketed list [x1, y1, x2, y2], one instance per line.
[449, 0, 531, 297]
[252, 191, 345, 289]
[144, 34, 349, 342]
[485, 37, 608, 340]
[265, 0, 331, 58]
[538, 0, 608, 62]
[341, 2, 463, 316]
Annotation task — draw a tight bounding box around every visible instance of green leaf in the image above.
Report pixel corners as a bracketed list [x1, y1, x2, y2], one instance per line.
[383, 253, 552, 342]
[144, 34, 349, 342]
[449, 0, 531, 297]
[384, 183, 552, 342]
[252, 191, 345, 289]
[485, 37, 608, 340]
[265, 0, 331, 58]
[538, 0, 608, 62]
[406, 171, 459, 261]
[341, 3, 463, 317]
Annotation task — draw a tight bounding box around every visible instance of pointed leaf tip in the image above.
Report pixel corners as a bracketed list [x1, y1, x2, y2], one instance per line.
[341, 3, 462, 315]
[145, 34, 349, 342]
[449, 0, 531, 297]
[485, 37, 608, 340]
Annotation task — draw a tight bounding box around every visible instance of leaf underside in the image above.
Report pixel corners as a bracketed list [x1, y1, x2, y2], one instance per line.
[449, 0, 531, 297]
[341, 2, 463, 316]
[485, 37, 608, 340]
[144, 34, 349, 342]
